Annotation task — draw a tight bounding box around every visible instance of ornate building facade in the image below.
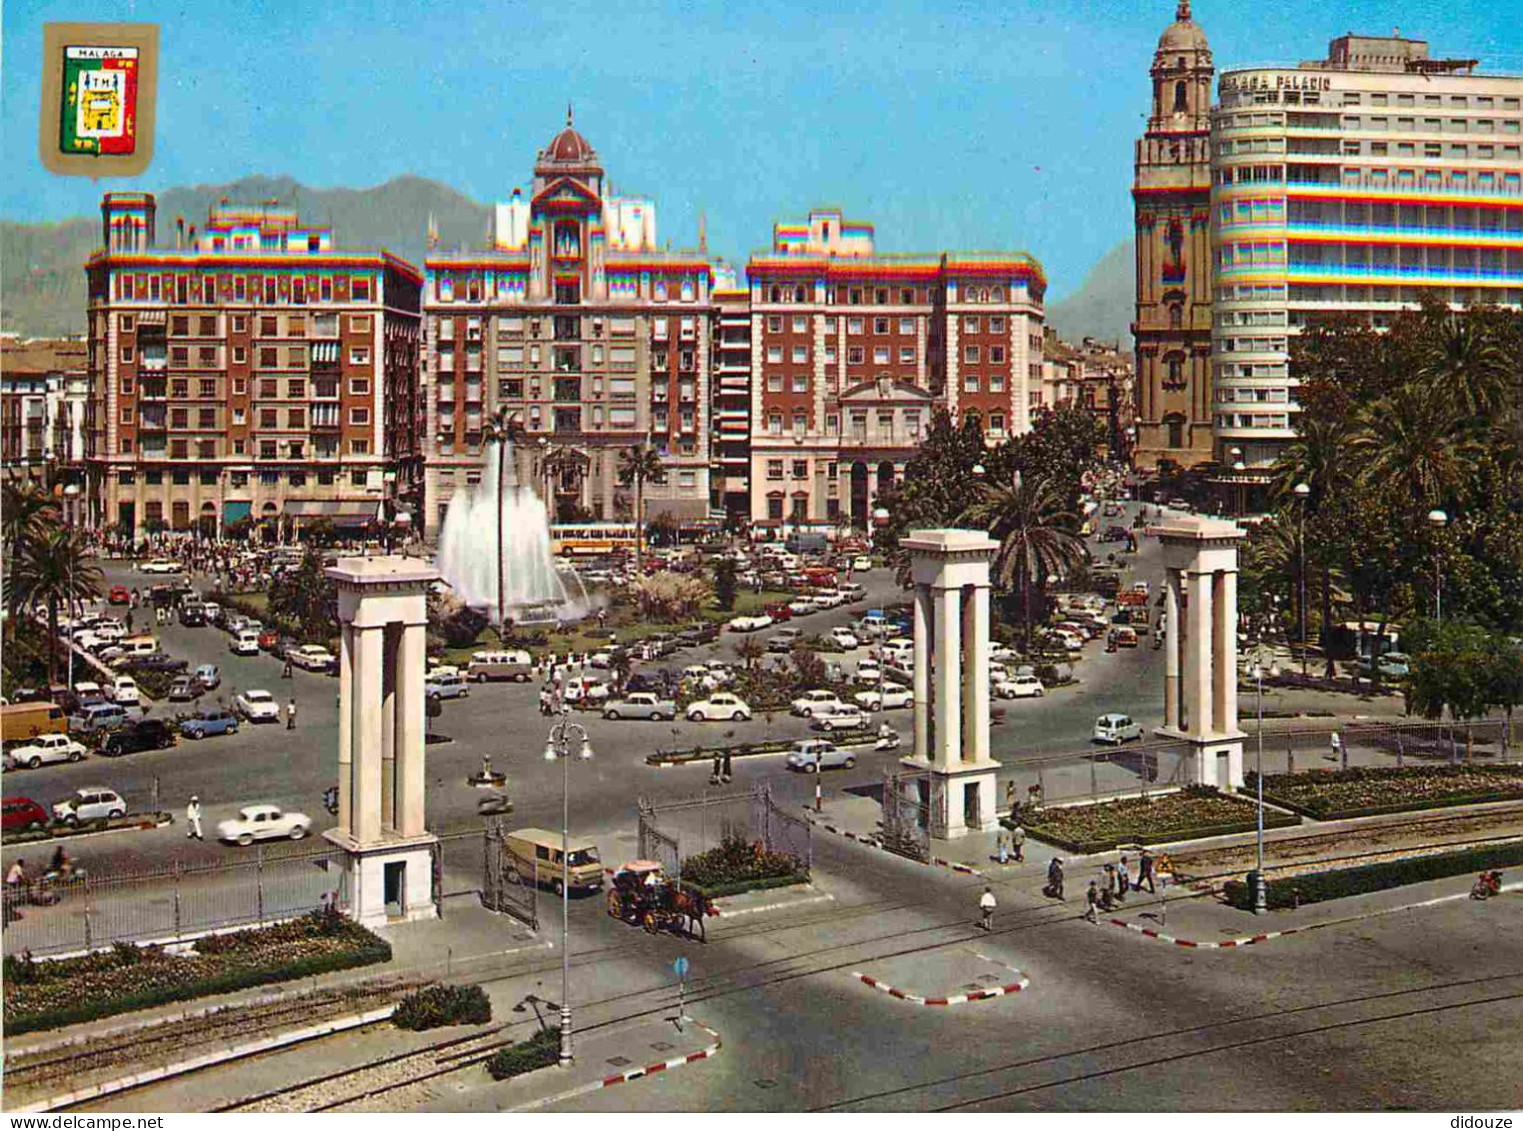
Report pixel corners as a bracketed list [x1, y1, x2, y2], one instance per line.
[1132, 0, 1215, 472]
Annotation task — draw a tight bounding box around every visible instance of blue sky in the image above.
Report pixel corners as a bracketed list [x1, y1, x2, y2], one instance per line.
[4, 0, 1518, 299]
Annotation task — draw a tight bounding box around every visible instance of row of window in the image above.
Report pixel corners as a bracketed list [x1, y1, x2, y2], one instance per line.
[112, 272, 373, 305]
[118, 376, 365, 398]
[1340, 92, 1519, 111]
[122, 404, 361, 427]
[130, 312, 368, 338]
[436, 275, 701, 303]
[119, 468, 372, 488]
[119, 435, 371, 457]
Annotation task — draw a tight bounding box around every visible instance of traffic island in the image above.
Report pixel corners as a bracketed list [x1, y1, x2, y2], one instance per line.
[1, 810, 174, 846]
[850, 945, 1029, 1007]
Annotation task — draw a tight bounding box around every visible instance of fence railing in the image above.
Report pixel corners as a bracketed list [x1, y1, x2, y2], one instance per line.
[637, 783, 811, 879]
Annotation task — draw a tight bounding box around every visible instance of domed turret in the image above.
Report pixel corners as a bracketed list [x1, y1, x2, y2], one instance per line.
[1157, 1, 1209, 52]
[535, 105, 602, 177]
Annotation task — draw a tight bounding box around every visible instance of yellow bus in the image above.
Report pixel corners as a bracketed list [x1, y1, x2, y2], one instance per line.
[550, 523, 640, 556]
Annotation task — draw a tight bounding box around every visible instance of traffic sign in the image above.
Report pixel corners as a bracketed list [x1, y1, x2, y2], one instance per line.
[673, 956, 689, 978]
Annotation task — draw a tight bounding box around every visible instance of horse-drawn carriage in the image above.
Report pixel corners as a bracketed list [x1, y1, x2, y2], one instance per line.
[607, 860, 715, 940]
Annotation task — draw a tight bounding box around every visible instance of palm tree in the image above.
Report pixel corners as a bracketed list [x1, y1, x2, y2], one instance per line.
[2, 481, 59, 555]
[1351, 382, 1474, 512]
[8, 527, 103, 684]
[1269, 414, 1351, 513]
[1421, 312, 1511, 425]
[961, 473, 1088, 655]
[618, 442, 666, 568]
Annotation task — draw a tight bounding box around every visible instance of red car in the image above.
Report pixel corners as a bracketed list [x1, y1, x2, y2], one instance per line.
[764, 602, 793, 622]
[258, 628, 281, 652]
[108, 585, 130, 605]
[2, 797, 51, 833]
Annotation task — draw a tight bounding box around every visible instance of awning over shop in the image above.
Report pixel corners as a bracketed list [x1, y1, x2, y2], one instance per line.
[222, 500, 252, 523]
[284, 499, 383, 526]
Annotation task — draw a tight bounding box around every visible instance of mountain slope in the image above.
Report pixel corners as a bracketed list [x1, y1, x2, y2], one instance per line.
[1, 175, 493, 339]
[1046, 237, 1134, 348]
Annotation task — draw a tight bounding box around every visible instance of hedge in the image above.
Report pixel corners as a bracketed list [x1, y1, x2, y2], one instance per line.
[393, 983, 492, 1031]
[486, 1026, 561, 1080]
[1222, 840, 1523, 911]
[683, 872, 809, 899]
[3, 909, 391, 1035]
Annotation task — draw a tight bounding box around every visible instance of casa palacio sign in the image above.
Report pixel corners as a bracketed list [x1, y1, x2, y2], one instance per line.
[1220, 72, 1335, 94]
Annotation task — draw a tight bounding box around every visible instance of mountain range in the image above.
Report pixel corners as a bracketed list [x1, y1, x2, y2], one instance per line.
[1, 175, 1132, 347]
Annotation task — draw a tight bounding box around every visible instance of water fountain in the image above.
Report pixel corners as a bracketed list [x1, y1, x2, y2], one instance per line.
[436, 437, 586, 625]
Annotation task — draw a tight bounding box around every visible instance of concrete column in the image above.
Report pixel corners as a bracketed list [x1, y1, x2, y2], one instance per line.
[380, 623, 398, 831]
[1216, 569, 1239, 734]
[1185, 569, 1214, 738]
[351, 625, 384, 845]
[337, 623, 354, 836]
[1164, 569, 1181, 730]
[964, 585, 991, 763]
[934, 585, 962, 767]
[912, 584, 931, 761]
[396, 621, 428, 837]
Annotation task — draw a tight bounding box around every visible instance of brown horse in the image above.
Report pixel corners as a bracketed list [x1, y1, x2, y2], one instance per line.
[670, 885, 717, 942]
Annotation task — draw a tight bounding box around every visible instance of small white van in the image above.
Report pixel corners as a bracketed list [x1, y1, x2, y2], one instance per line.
[466, 650, 534, 683]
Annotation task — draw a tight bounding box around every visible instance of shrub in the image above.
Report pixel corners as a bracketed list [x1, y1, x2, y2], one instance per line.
[440, 606, 491, 649]
[1223, 840, 1523, 911]
[681, 834, 806, 892]
[630, 572, 713, 622]
[393, 983, 493, 1031]
[486, 1027, 561, 1080]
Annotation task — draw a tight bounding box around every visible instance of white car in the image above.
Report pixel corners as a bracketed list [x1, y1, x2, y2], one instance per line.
[786, 740, 855, 772]
[140, 559, 183, 574]
[5, 734, 88, 770]
[854, 658, 882, 684]
[230, 631, 261, 656]
[994, 674, 1047, 699]
[812, 704, 865, 732]
[851, 556, 873, 572]
[1093, 713, 1144, 745]
[787, 599, 818, 617]
[854, 685, 913, 711]
[590, 650, 615, 669]
[235, 689, 280, 722]
[217, 803, 311, 846]
[791, 689, 845, 718]
[105, 675, 141, 706]
[290, 645, 336, 672]
[829, 627, 860, 650]
[53, 786, 126, 824]
[687, 693, 753, 722]
[811, 592, 844, 610]
[727, 614, 774, 633]
[704, 661, 735, 684]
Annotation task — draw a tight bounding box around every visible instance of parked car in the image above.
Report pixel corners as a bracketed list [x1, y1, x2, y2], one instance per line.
[53, 787, 127, 825]
[425, 672, 470, 701]
[1093, 713, 1143, 745]
[181, 708, 240, 740]
[72, 681, 105, 706]
[768, 628, 805, 653]
[763, 602, 794, 622]
[193, 663, 221, 691]
[994, 673, 1046, 699]
[1363, 651, 1411, 679]
[68, 702, 131, 734]
[104, 675, 140, 706]
[1113, 626, 1140, 648]
[230, 631, 261, 656]
[854, 658, 883, 684]
[791, 689, 845, 718]
[234, 689, 280, 723]
[727, 614, 773, 633]
[2, 796, 51, 832]
[167, 676, 202, 702]
[686, 693, 753, 722]
[829, 627, 860, 650]
[217, 803, 311, 846]
[102, 718, 176, 756]
[854, 685, 913, 711]
[177, 603, 207, 627]
[676, 624, 720, 647]
[139, 559, 183, 574]
[811, 704, 864, 732]
[562, 679, 612, 708]
[851, 556, 873, 572]
[108, 585, 131, 605]
[257, 628, 281, 652]
[602, 692, 677, 721]
[5, 734, 88, 770]
[785, 739, 855, 772]
[289, 644, 337, 673]
[128, 653, 189, 674]
[466, 649, 534, 682]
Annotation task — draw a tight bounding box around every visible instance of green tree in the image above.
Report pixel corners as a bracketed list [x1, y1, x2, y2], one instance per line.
[1405, 620, 1495, 724]
[961, 473, 1088, 655]
[617, 443, 666, 568]
[7, 527, 103, 684]
[268, 550, 338, 641]
[1, 481, 59, 555]
[1420, 308, 1513, 426]
[713, 558, 738, 611]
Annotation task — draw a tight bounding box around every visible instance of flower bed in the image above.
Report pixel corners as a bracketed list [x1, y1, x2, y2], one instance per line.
[1252, 765, 1523, 820]
[486, 1026, 561, 1080]
[2, 907, 391, 1035]
[1222, 840, 1523, 911]
[1024, 786, 1300, 855]
[680, 835, 807, 897]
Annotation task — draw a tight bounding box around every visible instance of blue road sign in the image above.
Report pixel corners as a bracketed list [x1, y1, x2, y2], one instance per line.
[673, 956, 689, 978]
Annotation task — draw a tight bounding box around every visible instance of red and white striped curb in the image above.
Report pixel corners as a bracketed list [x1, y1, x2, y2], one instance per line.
[850, 968, 1030, 1007]
[811, 817, 986, 877]
[508, 1022, 721, 1112]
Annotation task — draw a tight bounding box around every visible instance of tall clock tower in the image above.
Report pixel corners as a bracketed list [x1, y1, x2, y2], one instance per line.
[1132, 1, 1214, 473]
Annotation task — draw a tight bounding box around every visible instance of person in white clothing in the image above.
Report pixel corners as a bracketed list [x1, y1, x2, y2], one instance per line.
[186, 796, 203, 840]
[979, 886, 997, 932]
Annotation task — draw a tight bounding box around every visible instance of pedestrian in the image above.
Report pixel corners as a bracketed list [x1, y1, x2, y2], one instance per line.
[1046, 857, 1065, 900]
[996, 828, 1009, 865]
[1138, 847, 1157, 894]
[1005, 779, 1016, 815]
[282, 655, 293, 679]
[6, 858, 27, 887]
[1118, 855, 1132, 897]
[286, 698, 297, 730]
[979, 886, 997, 932]
[711, 754, 723, 786]
[1011, 822, 1026, 863]
[126, 610, 135, 633]
[721, 750, 733, 784]
[1102, 863, 1118, 908]
[186, 796, 203, 840]
[1084, 879, 1099, 923]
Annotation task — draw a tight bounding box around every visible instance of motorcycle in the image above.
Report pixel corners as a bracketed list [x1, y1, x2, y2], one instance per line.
[874, 727, 902, 752]
[1471, 870, 1503, 900]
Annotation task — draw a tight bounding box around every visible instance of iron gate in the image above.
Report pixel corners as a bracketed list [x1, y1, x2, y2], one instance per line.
[880, 768, 933, 861]
[480, 818, 538, 930]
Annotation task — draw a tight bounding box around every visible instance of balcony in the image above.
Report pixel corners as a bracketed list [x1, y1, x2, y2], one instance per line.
[554, 315, 580, 341]
[140, 346, 167, 372]
[554, 378, 581, 402]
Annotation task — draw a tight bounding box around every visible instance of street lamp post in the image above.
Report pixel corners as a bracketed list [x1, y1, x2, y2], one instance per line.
[1230, 452, 1246, 518]
[1294, 482, 1310, 677]
[1252, 659, 1266, 914]
[543, 705, 593, 1067]
[64, 484, 81, 691]
[1428, 509, 1448, 621]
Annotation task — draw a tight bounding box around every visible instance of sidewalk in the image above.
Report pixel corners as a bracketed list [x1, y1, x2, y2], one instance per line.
[417, 1013, 723, 1113]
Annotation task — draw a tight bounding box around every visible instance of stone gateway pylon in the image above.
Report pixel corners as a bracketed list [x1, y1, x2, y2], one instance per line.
[1149, 515, 1247, 789]
[899, 530, 1002, 839]
[324, 556, 441, 927]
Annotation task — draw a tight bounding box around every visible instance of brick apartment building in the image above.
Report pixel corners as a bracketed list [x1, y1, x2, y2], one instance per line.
[745, 209, 1046, 531]
[1, 337, 89, 525]
[83, 193, 424, 538]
